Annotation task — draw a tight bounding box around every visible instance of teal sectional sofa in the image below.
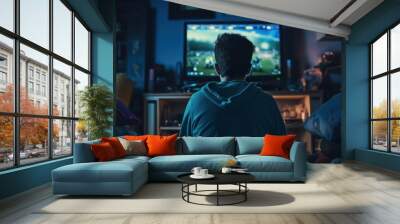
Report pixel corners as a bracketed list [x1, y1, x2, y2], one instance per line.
[52, 137, 307, 196]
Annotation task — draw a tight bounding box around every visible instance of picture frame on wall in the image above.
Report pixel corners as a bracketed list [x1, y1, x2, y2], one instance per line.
[168, 3, 215, 20]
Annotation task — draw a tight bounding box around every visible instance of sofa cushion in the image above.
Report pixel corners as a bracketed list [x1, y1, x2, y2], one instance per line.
[178, 137, 235, 155]
[149, 154, 235, 172]
[118, 137, 147, 156]
[91, 142, 118, 161]
[53, 158, 147, 183]
[260, 134, 296, 159]
[101, 137, 127, 158]
[236, 155, 293, 172]
[147, 134, 177, 157]
[124, 135, 148, 141]
[235, 137, 263, 155]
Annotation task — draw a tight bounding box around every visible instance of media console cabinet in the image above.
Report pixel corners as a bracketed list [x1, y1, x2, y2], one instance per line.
[144, 92, 322, 153]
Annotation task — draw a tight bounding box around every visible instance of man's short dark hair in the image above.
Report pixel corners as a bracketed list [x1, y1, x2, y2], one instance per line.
[214, 33, 255, 79]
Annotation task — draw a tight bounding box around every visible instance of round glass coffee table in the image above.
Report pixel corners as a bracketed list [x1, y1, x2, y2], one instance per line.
[177, 173, 255, 206]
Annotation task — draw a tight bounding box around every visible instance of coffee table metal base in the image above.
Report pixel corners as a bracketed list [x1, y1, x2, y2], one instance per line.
[181, 183, 248, 206]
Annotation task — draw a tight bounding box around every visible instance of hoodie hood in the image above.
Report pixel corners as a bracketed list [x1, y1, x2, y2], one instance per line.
[201, 81, 259, 109]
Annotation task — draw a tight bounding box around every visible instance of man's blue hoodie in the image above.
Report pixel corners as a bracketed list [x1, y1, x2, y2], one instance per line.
[180, 81, 286, 137]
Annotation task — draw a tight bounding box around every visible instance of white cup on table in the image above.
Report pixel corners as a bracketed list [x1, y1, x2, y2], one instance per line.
[191, 167, 202, 176]
[199, 169, 208, 176]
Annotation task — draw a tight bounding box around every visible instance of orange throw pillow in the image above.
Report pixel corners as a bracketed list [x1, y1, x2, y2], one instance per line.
[260, 134, 296, 159]
[146, 134, 177, 157]
[91, 142, 117, 162]
[124, 135, 148, 141]
[101, 137, 127, 158]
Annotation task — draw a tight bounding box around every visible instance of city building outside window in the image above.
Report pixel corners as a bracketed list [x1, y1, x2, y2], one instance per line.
[0, 71, 7, 86]
[0, 55, 7, 67]
[54, 89, 58, 101]
[35, 83, 40, 95]
[0, 0, 91, 170]
[0, 54, 7, 89]
[28, 81, 34, 94]
[28, 67, 34, 80]
[42, 85, 46, 97]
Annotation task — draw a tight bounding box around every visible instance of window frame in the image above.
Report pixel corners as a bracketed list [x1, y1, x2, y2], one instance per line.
[369, 20, 400, 154]
[0, 0, 92, 171]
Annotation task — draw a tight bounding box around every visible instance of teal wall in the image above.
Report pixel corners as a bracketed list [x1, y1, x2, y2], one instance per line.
[0, 0, 115, 200]
[0, 158, 72, 199]
[355, 149, 400, 172]
[344, 0, 400, 171]
[92, 32, 115, 135]
[92, 33, 114, 87]
[91, 0, 116, 134]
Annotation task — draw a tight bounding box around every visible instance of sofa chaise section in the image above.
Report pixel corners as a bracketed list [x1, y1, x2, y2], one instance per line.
[52, 142, 149, 196]
[235, 137, 307, 182]
[52, 157, 148, 196]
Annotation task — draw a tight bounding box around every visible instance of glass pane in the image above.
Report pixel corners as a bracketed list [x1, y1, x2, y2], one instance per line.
[75, 120, 88, 143]
[74, 69, 89, 118]
[74, 17, 89, 70]
[20, 44, 49, 115]
[372, 33, 387, 76]
[0, 0, 14, 31]
[53, 0, 72, 60]
[391, 24, 400, 70]
[372, 77, 387, 119]
[0, 34, 14, 112]
[53, 59, 72, 117]
[391, 120, 400, 153]
[20, 117, 49, 165]
[0, 116, 14, 170]
[20, 0, 49, 48]
[372, 121, 388, 151]
[391, 72, 400, 118]
[53, 119, 72, 157]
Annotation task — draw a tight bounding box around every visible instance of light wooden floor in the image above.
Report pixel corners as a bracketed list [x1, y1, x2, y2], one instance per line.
[1, 162, 400, 224]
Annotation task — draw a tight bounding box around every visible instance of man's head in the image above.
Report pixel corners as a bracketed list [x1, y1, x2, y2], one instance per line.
[214, 33, 255, 80]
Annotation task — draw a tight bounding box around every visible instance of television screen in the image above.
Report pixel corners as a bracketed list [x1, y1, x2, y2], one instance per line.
[185, 23, 281, 77]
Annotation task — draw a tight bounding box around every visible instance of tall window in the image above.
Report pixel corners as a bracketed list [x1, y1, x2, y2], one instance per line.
[370, 22, 400, 153]
[0, 0, 91, 170]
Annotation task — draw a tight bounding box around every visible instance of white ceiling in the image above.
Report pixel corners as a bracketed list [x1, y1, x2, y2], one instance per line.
[166, 0, 384, 38]
[227, 0, 353, 23]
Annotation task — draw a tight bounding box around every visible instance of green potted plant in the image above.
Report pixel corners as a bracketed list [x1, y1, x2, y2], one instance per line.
[79, 84, 113, 140]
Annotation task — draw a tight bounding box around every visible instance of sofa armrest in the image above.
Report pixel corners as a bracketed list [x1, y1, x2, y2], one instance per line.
[289, 141, 307, 181]
[73, 142, 98, 163]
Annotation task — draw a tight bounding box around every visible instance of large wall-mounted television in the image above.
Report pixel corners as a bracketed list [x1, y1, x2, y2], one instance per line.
[184, 22, 282, 80]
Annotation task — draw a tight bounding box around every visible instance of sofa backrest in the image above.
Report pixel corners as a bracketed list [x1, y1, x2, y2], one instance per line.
[177, 137, 236, 155]
[73, 136, 267, 163]
[235, 137, 264, 155]
[73, 139, 100, 163]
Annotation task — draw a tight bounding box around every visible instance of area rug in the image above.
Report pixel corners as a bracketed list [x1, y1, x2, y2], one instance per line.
[37, 183, 361, 214]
